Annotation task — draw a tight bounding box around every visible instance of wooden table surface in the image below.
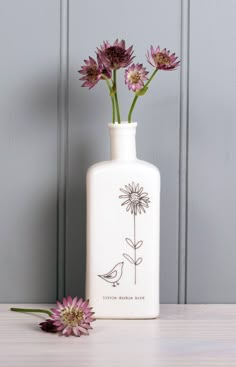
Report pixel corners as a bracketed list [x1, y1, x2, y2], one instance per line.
[1, 304, 236, 366]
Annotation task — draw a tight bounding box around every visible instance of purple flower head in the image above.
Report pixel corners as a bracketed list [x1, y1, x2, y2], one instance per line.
[50, 296, 95, 337]
[147, 46, 180, 70]
[125, 63, 149, 92]
[97, 39, 135, 70]
[78, 56, 111, 89]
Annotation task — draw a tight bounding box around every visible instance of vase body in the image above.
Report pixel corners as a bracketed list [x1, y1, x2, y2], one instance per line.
[86, 122, 160, 319]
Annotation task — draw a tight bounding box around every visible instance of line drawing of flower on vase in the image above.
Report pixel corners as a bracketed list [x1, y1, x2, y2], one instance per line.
[119, 182, 150, 284]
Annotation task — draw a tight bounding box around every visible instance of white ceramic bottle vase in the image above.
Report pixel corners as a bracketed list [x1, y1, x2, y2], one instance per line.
[86, 122, 160, 319]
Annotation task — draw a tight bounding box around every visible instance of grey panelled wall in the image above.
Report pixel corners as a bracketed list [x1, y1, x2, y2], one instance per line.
[66, 0, 181, 303]
[0, 0, 59, 302]
[186, 0, 236, 303]
[1, 0, 235, 304]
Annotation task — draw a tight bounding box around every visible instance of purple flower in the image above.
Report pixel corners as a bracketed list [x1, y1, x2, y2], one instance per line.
[39, 319, 57, 333]
[78, 56, 111, 89]
[97, 39, 134, 70]
[147, 46, 180, 70]
[125, 63, 148, 92]
[50, 296, 95, 337]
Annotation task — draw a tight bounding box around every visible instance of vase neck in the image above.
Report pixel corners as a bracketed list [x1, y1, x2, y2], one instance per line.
[108, 122, 137, 161]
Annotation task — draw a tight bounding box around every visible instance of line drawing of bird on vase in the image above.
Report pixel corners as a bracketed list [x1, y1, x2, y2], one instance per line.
[98, 262, 124, 287]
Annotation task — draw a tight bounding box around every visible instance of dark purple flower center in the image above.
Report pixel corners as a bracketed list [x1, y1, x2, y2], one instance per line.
[104, 46, 129, 68]
[86, 66, 100, 81]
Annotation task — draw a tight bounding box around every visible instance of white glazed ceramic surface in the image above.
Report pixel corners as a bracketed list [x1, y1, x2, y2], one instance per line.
[86, 122, 160, 319]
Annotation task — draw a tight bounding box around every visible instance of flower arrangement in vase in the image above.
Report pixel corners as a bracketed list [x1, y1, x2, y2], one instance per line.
[79, 39, 180, 123]
[79, 39, 179, 319]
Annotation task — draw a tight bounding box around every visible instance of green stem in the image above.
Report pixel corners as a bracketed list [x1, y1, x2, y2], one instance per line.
[113, 70, 121, 124]
[10, 307, 52, 317]
[144, 68, 158, 89]
[128, 95, 138, 123]
[128, 68, 159, 123]
[104, 78, 115, 124]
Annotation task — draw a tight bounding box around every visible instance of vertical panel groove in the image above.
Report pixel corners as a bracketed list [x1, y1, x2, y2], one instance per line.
[178, 0, 190, 304]
[57, 0, 69, 299]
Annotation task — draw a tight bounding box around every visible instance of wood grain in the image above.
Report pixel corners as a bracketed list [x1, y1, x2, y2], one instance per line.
[2, 304, 236, 366]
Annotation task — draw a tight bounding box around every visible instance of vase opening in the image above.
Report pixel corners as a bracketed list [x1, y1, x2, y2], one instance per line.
[108, 122, 137, 161]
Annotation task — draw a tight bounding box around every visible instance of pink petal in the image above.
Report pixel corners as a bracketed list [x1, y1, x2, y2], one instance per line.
[78, 326, 89, 335]
[76, 298, 83, 308]
[51, 314, 60, 320]
[80, 323, 91, 329]
[53, 320, 62, 326]
[86, 317, 95, 323]
[73, 326, 81, 336]
[62, 326, 72, 336]
[72, 296, 78, 307]
[57, 324, 66, 331]
[81, 299, 89, 310]
[126, 46, 133, 54]
[56, 301, 63, 310]
[120, 40, 125, 48]
[89, 56, 96, 64]
[67, 296, 73, 306]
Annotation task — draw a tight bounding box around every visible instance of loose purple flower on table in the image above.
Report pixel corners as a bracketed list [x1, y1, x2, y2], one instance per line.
[97, 39, 134, 70]
[50, 296, 95, 337]
[125, 63, 148, 92]
[10, 296, 95, 337]
[146, 46, 180, 70]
